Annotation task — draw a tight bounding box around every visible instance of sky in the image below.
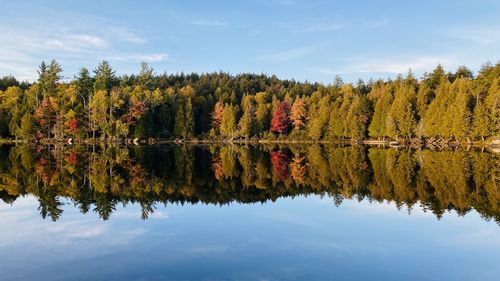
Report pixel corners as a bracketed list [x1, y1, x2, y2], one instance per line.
[0, 0, 499, 83]
[1, 195, 499, 280]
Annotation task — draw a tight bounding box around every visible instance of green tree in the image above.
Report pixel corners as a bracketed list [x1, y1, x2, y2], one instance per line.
[387, 79, 417, 139]
[174, 95, 194, 138]
[369, 83, 393, 139]
[238, 96, 256, 138]
[220, 104, 238, 138]
[93, 61, 116, 92]
[345, 94, 371, 140]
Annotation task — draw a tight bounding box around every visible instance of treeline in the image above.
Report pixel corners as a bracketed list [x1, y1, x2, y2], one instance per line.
[0, 145, 497, 222]
[0, 60, 498, 142]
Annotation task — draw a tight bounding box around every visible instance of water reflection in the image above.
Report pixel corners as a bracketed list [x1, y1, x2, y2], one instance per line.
[0, 145, 498, 223]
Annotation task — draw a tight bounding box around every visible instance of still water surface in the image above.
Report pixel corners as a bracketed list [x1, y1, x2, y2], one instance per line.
[0, 145, 498, 281]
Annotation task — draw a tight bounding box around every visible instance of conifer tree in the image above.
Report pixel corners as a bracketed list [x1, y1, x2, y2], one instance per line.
[93, 61, 116, 92]
[369, 83, 393, 139]
[387, 79, 417, 139]
[449, 78, 473, 141]
[422, 76, 452, 138]
[174, 96, 194, 138]
[307, 96, 330, 140]
[345, 95, 371, 140]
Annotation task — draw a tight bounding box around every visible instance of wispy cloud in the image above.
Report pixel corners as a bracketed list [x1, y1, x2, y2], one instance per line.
[258, 47, 315, 62]
[111, 53, 169, 62]
[0, 17, 162, 80]
[318, 56, 455, 76]
[107, 26, 146, 44]
[286, 18, 389, 33]
[449, 26, 500, 45]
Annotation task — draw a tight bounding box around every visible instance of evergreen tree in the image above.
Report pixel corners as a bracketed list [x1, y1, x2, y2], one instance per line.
[449, 78, 473, 141]
[387, 79, 417, 139]
[75, 67, 93, 105]
[138, 62, 155, 89]
[174, 96, 194, 138]
[93, 61, 116, 92]
[345, 95, 371, 140]
[307, 96, 330, 140]
[422, 76, 452, 138]
[369, 83, 393, 139]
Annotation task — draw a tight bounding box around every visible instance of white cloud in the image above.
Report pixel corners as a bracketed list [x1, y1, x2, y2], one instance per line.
[318, 56, 455, 76]
[111, 53, 169, 62]
[348, 57, 453, 74]
[0, 17, 161, 81]
[283, 18, 389, 33]
[107, 26, 146, 44]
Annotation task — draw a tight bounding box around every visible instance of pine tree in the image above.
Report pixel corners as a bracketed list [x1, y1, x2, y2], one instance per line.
[75, 67, 93, 105]
[38, 60, 62, 99]
[93, 61, 116, 92]
[138, 62, 154, 89]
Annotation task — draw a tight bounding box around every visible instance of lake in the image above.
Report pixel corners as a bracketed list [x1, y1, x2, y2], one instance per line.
[0, 145, 498, 281]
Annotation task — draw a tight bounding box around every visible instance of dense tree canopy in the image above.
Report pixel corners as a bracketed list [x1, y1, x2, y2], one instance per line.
[0, 61, 498, 142]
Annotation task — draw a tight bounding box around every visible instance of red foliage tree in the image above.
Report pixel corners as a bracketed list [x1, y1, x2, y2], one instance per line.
[123, 97, 148, 125]
[66, 150, 78, 166]
[270, 150, 291, 181]
[33, 98, 56, 139]
[270, 101, 291, 134]
[65, 118, 78, 136]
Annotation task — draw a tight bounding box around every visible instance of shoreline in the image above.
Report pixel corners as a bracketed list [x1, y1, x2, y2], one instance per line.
[0, 137, 498, 149]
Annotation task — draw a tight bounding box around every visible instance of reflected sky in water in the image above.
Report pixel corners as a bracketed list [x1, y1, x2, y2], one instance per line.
[1, 194, 498, 281]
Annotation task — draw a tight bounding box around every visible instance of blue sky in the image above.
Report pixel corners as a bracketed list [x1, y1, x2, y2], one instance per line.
[0, 0, 499, 82]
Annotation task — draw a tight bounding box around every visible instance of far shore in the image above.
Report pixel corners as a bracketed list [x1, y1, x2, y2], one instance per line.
[1, 137, 499, 150]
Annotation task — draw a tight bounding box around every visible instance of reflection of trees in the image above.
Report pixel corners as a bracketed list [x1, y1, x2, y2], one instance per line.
[0, 144, 498, 223]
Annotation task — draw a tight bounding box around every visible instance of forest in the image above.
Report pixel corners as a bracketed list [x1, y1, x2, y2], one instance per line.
[0, 145, 497, 222]
[0, 60, 498, 143]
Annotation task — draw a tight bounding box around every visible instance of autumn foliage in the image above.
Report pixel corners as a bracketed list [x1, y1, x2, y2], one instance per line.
[270, 150, 291, 181]
[270, 101, 291, 134]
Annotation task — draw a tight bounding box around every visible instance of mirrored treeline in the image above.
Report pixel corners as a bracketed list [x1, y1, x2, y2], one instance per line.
[0, 145, 498, 223]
